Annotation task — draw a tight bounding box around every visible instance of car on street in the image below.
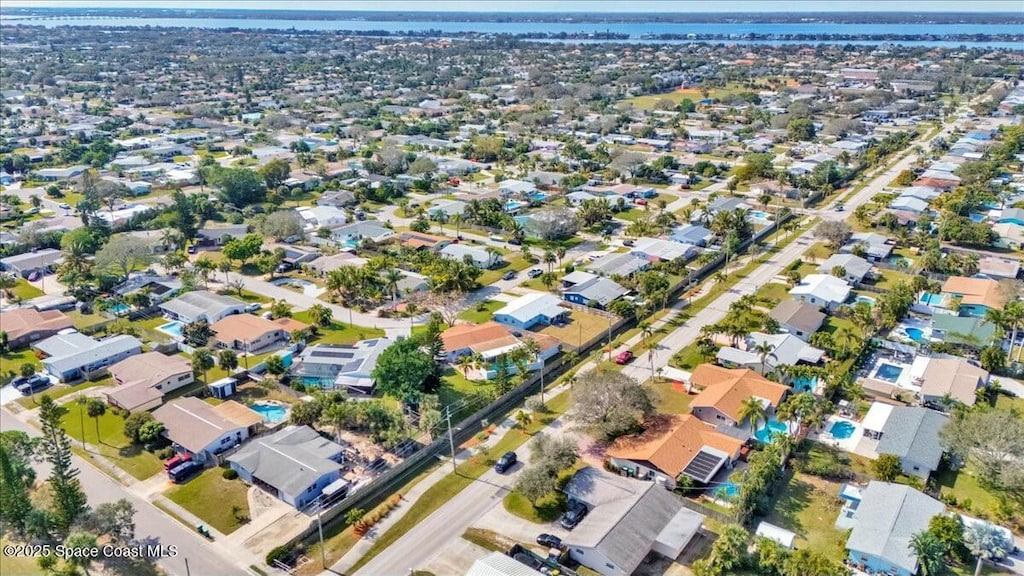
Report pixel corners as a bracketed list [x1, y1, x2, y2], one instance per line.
[502, 271, 517, 281]
[527, 268, 543, 279]
[835, 203, 845, 211]
[58, 202, 71, 209]
[16, 375, 51, 395]
[622, 239, 635, 247]
[614, 350, 634, 365]
[494, 451, 517, 473]
[560, 500, 588, 530]
[536, 534, 564, 550]
[246, 303, 263, 313]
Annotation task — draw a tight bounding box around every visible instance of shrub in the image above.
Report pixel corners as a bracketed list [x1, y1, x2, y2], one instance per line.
[156, 447, 176, 460]
[265, 546, 290, 566]
[222, 468, 239, 480]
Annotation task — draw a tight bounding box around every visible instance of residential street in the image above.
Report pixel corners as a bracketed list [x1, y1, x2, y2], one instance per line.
[0, 407, 253, 576]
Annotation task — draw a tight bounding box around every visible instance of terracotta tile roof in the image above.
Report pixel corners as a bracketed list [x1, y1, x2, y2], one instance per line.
[689, 364, 789, 421]
[941, 276, 1005, 311]
[607, 414, 744, 477]
[211, 314, 304, 343]
[109, 351, 191, 386]
[0, 308, 73, 342]
[399, 232, 447, 249]
[441, 322, 512, 352]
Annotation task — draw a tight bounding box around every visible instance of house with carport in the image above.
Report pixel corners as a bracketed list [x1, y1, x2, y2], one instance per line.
[152, 397, 262, 463]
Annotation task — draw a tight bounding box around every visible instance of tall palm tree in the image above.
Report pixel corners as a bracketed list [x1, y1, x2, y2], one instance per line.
[192, 348, 215, 385]
[738, 396, 767, 433]
[521, 338, 544, 405]
[909, 531, 946, 576]
[451, 213, 463, 238]
[384, 268, 404, 306]
[308, 303, 333, 327]
[753, 341, 776, 375]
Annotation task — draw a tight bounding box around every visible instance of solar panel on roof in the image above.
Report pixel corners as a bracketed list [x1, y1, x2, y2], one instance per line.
[310, 350, 355, 359]
[682, 450, 725, 480]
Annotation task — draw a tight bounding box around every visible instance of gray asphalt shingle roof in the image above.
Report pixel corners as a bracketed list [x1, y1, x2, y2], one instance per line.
[846, 482, 945, 574]
[228, 425, 343, 499]
[877, 407, 949, 471]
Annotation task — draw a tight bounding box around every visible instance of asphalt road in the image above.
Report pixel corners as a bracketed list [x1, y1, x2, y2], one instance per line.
[0, 408, 250, 576]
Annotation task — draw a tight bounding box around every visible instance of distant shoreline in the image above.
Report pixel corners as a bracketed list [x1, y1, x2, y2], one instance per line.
[3, 8, 1024, 25]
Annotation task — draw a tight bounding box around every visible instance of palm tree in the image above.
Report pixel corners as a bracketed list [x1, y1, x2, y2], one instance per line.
[192, 348, 215, 385]
[86, 399, 106, 445]
[456, 354, 475, 378]
[738, 396, 767, 433]
[964, 521, 1012, 576]
[521, 338, 545, 405]
[833, 327, 858, 360]
[542, 249, 556, 273]
[909, 531, 946, 576]
[307, 303, 333, 327]
[384, 268, 404, 306]
[639, 321, 655, 376]
[753, 341, 776, 375]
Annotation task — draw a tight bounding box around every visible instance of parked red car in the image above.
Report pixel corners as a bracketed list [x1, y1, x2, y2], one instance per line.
[164, 452, 192, 471]
[615, 350, 634, 365]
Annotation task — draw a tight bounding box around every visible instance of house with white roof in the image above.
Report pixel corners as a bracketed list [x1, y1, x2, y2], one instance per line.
[439, 243, 501, 269]
[789, 274, 852, 311]
[36, 332, 143, 382]
[297, 205, 348, 231]
[493, 293, 569, 330]
[291, 338, 395, 395]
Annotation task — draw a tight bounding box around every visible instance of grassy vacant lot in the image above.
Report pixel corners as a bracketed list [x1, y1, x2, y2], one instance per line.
[535, 308, 613, 349]
[458, 300, 505, 324]
[166, 467, 251, 535]
[478, 255, 532, 286]
[293, 310, 385, 344]
[764, 472, 849, 560]
[350, 392, 571, 573]
[59, 402, 163, 480]
[755, 281, 792, 305]
[620, 84, 749, 109]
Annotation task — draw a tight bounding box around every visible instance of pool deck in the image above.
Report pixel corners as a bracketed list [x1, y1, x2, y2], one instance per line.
[811, 415, 863, 453]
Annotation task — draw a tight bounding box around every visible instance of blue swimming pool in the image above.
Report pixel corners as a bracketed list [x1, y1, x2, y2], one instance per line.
[251, 402, 288, 423]
[969, 213, 986, 223]
[300, 376, 333, 388]
[108, 303, 130, 315]
[749, 210, 770, 220]
[829, 420, 857, 440]
[754, 418, 788, 443]
[905, 327, 926, 342]
[505, 200, 525, 212]
[855, 295, 876, 307]
[715, 482, 740, 499]
[874, 363, 905, 383]
[793, 376, 817, 393]
[528, 191, 548, 202]
[157, 321, 185, 337]
[920, 292, 944, 306]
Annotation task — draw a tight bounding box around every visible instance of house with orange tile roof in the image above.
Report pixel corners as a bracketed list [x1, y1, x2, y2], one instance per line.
[211, 314, 308, 353]
[607, 414, 744, 487]
[940, 276, 1006, 317]
[399, 231, 450, 251]
[688, 364, 789, 429]
[441, 321, 560, 380]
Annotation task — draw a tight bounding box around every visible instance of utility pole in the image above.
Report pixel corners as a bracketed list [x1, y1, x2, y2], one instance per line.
[445, 405, 457, 473]
[316, 498, 326, 568]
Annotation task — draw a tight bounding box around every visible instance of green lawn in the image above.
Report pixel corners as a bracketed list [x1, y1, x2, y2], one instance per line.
[647, 380, 694, 414]
[934, 463, 1005, 521]
[58, 400, 164, 480]
[873, 268, 914, 290]
[1, 348, 42, 385]
[764, 473, 849, 560]
[994, 394, 1024, 412]
[351, 392, 571, 573]
[15, 376, 114, 409]
[478, 255, 531, 286]
[66, 310, 110, 331]
[822, 315, 857, 336]
[672, 342, 709, 370]
[620, 84, 749, 109]
[438, 368, 493, 420]
[218, 288, 271, 304]
[755, 282, 792, 305]
[293, 310, 386, 345]
[503, 490, 566, 523]
[9, 278, 44, 300]
[458, 300, 505, 324]
[166, 467, 251, 534]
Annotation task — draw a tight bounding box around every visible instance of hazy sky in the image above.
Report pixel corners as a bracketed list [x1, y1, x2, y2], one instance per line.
[2, 0, 1020, 12]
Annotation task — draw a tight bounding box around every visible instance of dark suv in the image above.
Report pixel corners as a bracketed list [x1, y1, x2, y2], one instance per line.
[560, 500, 588, 530]
[494, 451, 517, 473]
[16, 375, 51, 395]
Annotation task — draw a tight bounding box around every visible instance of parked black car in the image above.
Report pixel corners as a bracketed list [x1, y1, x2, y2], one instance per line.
[536, 534, 564, 550]
[168, 460, 204, 483]
[560, 500, 588, 530]
[16, 375, 51, 396]
[494, 451, 517, 473]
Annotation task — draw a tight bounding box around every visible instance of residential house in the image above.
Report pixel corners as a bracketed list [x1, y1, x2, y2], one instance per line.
[607, 414, 744, 487]
[493, 293, 569, 330]
[153, 397, 262, 463]
[769, 300, 825, 341]
[940, 276, 1005, 317]
[159, 291, 248, 324]
[0, 308, 73, 349]
[586, 253, 650, 278]
[705, 197, 750, 216]
[998, 207, 1024, 226]
[563, 467, 705, 576]
[428, 199, 468, 219]
[112, 274, 181, 305]
[841, 232, 894, 261]
[0, 248, 63, 277]
[929, 315, 997, 350]
[498, 179, 538, 197]
[889, 196, 930, 214]
[976, 256, 1020, 281]
[817, 253, 874, 284]
[874, 407, 949, 479]
[297, 205, 348, 232]
[789, 274, 852, 311]
[317, 190, 356, 207]
[716, 332, 825, 375]
[307, 252, 368, 275]
[670, 224, 713, 247]
[35, 165, 88, 182]
[440, 244, 501, 269]
[992, 222, 1024, 250]
[330, 222, 396, 246]
[440, 322, 561, 380]
[399, 232, 449, 251]
[105, 352, 194, 412]
[292, 338, 395, 395]
[563, 277, 628, 310]
[688, 364, 789, 429]
[466, 553, 545, 576]
[36, 332, 142, 382]
[630, 237, 697, 263]
[228, 425, 345, 508]
[838, 482, 945, 576]
[919, 357, 989, 409]
[197, 223, 248, 246]
[211, 314, 308, 352]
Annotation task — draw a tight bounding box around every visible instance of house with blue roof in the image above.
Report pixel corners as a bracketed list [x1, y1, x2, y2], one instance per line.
[493, 293, 569, 330]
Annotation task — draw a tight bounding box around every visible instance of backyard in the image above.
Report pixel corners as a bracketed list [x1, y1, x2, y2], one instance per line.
[58, 402, 164, 480]
[763, 472, 849, 560]
[165, 467, 252, 534]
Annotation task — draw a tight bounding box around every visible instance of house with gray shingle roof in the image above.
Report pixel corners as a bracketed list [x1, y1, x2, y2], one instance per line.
[876, 407, 949, 479]
[228, 425, 344, 509]
[838, 482, 945, 576]
[817, 253, 874, 284]
[563, 277, 628, 310]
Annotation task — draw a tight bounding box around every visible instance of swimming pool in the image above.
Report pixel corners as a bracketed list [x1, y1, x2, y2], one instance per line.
[792, 376, 817, 393]
[108, 303, 130, 315]
[969, 213, 986, 223]
[157, 321, 185, 337]
[505, 200, 525, 212]
[874, 363, 905, 383]
[748, 210, 770, 221]
[920, 292, 944, 306]
[754, 418, 788, 443]
[905, 327, 926, 342]
[829, 420, 857, 440]
[251, 401, 288, 423]
[888, 256, 912, 268]
[854, 295, 876, 307]
[299, 376, 333, 388]
[528, 191, 548, 203]
[715, 482, 739, 499]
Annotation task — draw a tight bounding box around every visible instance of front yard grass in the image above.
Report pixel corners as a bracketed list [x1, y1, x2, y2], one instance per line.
[478, 255, 532, 286]
[1, 347, 42, 384]
[934, 462, 1006, 522]
[58, 400, 164, 480]
[10, 278, 44, 300]
[458, 300, 505, 324]
[647, 379, 695, 414]
[166, 467, 251, 535]
[293, 310, 385, 344]
[671, 342, 708, 371]
[16, 376, 114, 409]
[755, 281, 792, 305]
[503, 490, 566, 523]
